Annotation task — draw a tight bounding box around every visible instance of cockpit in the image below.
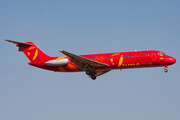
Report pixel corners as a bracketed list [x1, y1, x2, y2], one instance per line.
[158, 52, 166, 56]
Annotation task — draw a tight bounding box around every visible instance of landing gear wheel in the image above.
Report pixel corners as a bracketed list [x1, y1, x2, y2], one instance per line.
[91, 75, 96, 80]
[164, 69, 168, 73]
[86, 70, 92, 75]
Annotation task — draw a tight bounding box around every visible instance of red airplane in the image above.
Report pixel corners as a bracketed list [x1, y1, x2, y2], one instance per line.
[6, 39, 176, 80]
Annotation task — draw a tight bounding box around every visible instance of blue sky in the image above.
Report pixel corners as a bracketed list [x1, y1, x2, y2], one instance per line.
[1, 0, 180, 120]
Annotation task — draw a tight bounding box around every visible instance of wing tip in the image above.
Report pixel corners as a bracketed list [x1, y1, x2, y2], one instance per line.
[5, 39, 12, 42]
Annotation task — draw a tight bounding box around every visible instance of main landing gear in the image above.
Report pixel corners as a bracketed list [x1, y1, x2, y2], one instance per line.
[86, 70, 92, 75]
[86, 70, 96, 80]
[91, 74, 96, 80]
[164, 65, 168, 73]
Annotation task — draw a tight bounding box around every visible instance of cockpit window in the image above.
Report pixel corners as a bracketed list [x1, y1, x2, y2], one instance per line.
[158, 52, 165, 56]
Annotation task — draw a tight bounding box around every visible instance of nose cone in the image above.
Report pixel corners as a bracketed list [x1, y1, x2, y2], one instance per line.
[168, 57, 176, 65]
[172, 57, 176, 64]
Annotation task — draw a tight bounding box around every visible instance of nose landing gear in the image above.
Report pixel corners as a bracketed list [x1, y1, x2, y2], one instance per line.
[164, 65, 168, 73]
[164, 68, 168, 73]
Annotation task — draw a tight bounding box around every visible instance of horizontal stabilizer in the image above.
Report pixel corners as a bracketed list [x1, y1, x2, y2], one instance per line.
[5, 39, 33, 46]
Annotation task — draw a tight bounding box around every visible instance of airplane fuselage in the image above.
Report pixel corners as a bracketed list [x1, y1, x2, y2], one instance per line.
[6, 40, 176, 80]
[29, 50, 176, 72]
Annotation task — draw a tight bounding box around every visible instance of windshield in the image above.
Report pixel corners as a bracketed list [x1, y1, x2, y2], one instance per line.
[158, 52, 165, 56]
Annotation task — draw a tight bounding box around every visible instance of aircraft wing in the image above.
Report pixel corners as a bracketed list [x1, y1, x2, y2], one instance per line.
[95, 69, 111, 77]
[59, 50, 110, 67]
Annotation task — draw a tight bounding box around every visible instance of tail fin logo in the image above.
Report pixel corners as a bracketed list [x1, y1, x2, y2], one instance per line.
[27, 46, 38, 61]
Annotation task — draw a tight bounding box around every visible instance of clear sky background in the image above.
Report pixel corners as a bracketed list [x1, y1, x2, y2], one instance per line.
[0, 0, 179, 120]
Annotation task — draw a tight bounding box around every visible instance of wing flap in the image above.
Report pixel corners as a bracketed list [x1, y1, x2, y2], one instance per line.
[95, 69, 111, 77]
[59, 50, 110, 67]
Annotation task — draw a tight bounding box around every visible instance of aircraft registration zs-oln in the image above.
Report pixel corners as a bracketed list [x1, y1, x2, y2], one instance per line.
[6, 40, 176, 80]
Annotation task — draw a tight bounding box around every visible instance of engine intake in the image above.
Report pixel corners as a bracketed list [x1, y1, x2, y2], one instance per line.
[45, 58, 69, 66]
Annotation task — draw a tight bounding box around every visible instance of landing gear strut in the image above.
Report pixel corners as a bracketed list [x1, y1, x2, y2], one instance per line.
[164, 65, 168, 73]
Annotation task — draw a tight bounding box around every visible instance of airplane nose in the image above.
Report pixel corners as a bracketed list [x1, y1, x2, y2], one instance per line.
[168, 57, 176, 65]
[172, 57, 176, 64]
[164, 56, 176, 65]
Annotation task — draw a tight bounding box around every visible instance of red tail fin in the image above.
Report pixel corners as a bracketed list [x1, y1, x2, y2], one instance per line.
[5, 40, 52, 62]
[19, 42, 52, 62]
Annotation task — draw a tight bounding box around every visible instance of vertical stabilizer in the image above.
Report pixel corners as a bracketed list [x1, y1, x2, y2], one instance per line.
[5, 40, 52, 62]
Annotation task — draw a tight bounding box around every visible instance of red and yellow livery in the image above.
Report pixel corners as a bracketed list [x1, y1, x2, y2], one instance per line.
[6, 40, 176, 80]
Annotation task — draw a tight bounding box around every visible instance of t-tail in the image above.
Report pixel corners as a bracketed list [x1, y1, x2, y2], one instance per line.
[5, 40, 53, 62]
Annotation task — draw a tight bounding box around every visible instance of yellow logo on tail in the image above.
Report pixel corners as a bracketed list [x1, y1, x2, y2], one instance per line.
[27, 46, 38, 61]
[33, 49, 38, 60]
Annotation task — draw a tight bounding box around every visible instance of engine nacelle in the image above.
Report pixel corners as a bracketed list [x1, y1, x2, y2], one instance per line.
[45, 58, 69, 66]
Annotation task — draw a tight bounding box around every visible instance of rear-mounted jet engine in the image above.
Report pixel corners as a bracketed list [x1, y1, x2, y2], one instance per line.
[45, 58, 69, 66]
